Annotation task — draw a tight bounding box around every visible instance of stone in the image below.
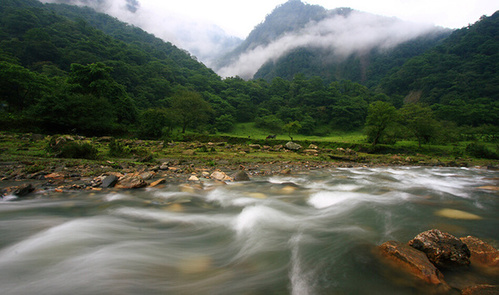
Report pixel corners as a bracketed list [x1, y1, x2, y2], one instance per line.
[378, 241, 449, 288]
[249, 144, 261, 149]
[149, 178, 166, 187]
[210, 171, 232, 182]
[101, 175, 118, 188]
[159, 163, 169, 170]
[461, 285, 499, 295]
[232, 171, 250, 181]
[435, 208, 482, 220]
[139, 171, 155, 180]
[409, 229, 471, 269]
[303, 149, 318, 154]
[285, 142, 302, 151]
[115, 175, 147, 189]
[188, 175, 199, 181]
[460, 236, 499, 267]
[13, 183, 35, 197]
[308, 144, 318, 149]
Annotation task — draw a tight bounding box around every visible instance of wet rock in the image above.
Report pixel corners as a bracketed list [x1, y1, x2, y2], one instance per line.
[378, 241, 449, 288]
[188, 175, 199, 181]
[461, 284, 499, 295]
[210, 171, 231, 182]
[149, 178, 166, 187]
[232, 171, 250, 181]
[460, 236, 499, 267]
[139, 172, 155, 180]
[409, 229, 471, 269]
[115, 175, 147, 189]
[7, 183, 35, 197]
[285, 142, 302, 151]
[101, 175, 118, 188]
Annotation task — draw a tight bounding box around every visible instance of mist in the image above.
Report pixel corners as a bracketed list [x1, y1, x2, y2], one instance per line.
[216, 11, 438, 79]
[39, 0, 241, 66]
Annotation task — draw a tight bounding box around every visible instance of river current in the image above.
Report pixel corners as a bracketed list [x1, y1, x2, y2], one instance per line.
[0, 167, 498, 294]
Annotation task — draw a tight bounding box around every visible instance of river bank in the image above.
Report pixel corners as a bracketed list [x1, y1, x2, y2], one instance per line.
[1, 132, 498, 198]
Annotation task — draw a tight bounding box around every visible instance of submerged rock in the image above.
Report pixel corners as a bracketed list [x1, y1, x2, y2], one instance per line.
[378, 241, 449, 289]
[409, 229, 470, 269]
[461, 284, 499, 295]
[435, 208, 482, 220]
[460, 236, 499, 267]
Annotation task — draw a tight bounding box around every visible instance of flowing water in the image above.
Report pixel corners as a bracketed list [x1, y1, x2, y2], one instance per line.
[0, 167, 498, 294]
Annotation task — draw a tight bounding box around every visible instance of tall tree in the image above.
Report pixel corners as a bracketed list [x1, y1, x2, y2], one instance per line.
[171, 90, 213, 133]
[365, 101, 397, 146]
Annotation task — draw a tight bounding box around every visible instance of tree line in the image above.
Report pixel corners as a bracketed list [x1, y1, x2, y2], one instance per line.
[0, 0, 497, 145]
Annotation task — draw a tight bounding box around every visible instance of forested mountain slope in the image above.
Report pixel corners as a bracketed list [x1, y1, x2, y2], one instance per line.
[215, 0, 451, 84]
[380, 11, 499, 126]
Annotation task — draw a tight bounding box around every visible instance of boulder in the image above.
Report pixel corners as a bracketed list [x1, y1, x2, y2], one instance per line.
[12, 183, 35, 197]
[101, 175, 118, 188]
[232, 171, 250, 181]
[378, 241, 449, 288]
[409, 229, 470, 269]
[461, 285, 499, 295]
[210, 171, 232, 182]
[285, 142, 302, 151]
[115, 175, 147, 189]
[460, 236, 499, 267]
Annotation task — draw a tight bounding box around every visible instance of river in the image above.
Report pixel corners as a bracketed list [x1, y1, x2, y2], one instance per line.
[0, 167, 498, 294]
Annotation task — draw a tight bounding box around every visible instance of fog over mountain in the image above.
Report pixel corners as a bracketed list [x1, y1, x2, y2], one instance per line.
[215, 3, 444, 79]
[40, 0, 242, 66]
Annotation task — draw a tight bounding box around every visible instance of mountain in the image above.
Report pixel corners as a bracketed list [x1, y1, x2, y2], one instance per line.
[215, 0, 451, 84]
[39, 0, 243, 66]
[380, 11, 499, 126]
[0, 0, 223, 135]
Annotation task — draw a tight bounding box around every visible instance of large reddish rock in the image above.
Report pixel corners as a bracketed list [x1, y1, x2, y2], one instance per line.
[409, 229, 470, 269]
[461, 284, 499, 295]
[378, 240, 449, 289]
[460, 236, 499, 267]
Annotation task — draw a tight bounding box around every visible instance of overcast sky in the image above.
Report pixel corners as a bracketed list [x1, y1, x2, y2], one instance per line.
[143, 0, 497, 38]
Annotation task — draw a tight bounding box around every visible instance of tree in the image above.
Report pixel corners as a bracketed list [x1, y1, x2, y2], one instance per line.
[399, 103, 439, 147]
[170, 90, 212, 133]
[283, 121, 302, 141]
[138, 108, 172, 138]
[365, 101, 397, 146]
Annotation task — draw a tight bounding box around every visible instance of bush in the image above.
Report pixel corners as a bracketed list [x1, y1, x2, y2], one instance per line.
[465, 142, 499, 159]
[57, 141, 99, 159]
[108, 139, 130, 157]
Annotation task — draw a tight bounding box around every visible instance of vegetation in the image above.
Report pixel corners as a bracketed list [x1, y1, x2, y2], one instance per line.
[0, 0, 497, 163]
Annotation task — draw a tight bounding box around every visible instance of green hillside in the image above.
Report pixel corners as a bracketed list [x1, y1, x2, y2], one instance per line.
[380, 11, 499, 126]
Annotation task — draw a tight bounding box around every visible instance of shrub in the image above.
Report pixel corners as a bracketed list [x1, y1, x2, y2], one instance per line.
[57, 141, 99, 159]
[465, 142, 499, 159]
[108, 139, 130, 157]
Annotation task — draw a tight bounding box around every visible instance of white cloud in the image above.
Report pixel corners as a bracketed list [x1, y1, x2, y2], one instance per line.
[217, 11, 437, 79]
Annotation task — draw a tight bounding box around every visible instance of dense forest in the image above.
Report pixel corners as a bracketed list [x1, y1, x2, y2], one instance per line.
[0, 0, 497, 145]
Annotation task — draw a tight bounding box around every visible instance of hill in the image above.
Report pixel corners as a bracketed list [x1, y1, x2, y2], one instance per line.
[380, 11, 499, 126]
[215, 0, 451, 84]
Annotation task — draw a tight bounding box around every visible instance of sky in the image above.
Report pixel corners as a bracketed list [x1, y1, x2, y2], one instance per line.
[144, 0, 498, 38]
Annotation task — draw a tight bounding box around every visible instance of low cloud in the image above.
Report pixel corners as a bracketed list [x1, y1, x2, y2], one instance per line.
[217, 11, 437, 79]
